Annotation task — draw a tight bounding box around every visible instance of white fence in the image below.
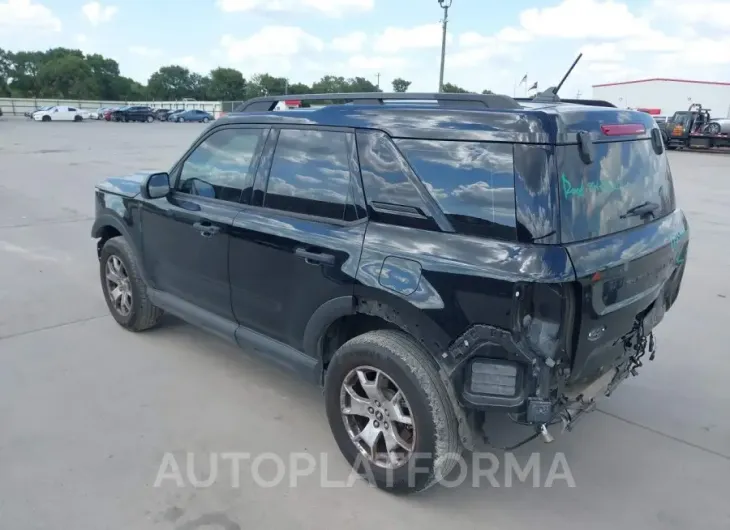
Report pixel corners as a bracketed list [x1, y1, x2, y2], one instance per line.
[0, 98, 225, 118]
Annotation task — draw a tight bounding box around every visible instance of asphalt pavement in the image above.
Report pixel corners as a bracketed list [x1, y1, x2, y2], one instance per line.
[1, 116, 728, 530]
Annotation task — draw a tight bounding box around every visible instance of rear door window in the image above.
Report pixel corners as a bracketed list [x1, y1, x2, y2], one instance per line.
[395, 139, 517, 241]
[264, 129, 353, 220]
[557, 139, 675, 243]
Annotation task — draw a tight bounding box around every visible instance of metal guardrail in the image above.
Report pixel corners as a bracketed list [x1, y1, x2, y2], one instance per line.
[0, 98, 224, 117]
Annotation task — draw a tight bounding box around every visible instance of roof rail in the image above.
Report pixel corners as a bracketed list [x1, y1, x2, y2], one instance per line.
[515, 97, 617, 108]
[234, 92, 522, 112]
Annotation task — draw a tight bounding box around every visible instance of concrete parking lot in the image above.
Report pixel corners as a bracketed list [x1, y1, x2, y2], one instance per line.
[1, 116, 729, 530]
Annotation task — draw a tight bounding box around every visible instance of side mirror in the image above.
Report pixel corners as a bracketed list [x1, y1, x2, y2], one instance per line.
[141, 172, 170, 199]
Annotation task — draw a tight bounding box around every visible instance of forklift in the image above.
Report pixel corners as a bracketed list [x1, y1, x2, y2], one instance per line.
[662, 103, 730, 150]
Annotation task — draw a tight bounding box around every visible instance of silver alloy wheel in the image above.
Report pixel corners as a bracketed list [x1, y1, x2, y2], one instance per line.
[105, 255, 133, 316]
[340, 365, 416, 469]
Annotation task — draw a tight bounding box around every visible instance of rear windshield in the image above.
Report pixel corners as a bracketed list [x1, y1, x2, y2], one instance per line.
[557, 139, 675, 243]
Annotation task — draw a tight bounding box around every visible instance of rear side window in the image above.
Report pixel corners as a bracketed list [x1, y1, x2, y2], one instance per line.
[395, 139, 517, 241]
[264, 129, 353, 220]
[557, 139, 675, 243]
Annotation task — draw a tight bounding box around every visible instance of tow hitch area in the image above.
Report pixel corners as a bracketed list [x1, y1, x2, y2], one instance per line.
[483, 318, 658, 450]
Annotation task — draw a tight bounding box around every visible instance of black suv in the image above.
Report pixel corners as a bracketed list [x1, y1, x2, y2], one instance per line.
[111, 105, 156, 123]
[91, 92, 689, 494]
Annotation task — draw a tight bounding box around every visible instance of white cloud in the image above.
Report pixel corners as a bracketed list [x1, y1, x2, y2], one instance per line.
[172, 56, 201, 69]
[221, 26, 324, 62]
[129, 46, 163, 58]
[82, 1, 118, 26]
[216, 0, 372, 17]
[0, 0, 61, 33]
[373, 24, 451, 53]
[75, 33, 88, 43]
[331, 31, 367, 53]
[494, 27, 533, 43]
[580, 43, 625, 62]
[652, 0, 730, 31]
[348, 55, 406, 70]
[519, 0, 650, 39]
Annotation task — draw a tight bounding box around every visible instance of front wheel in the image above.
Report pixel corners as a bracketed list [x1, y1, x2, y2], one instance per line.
[324, 330, 462, 494]
[146, 115, 154, 123]
[74, 115, 83, 122]
[99, 236, 163, 332]
[202, 117, 209, 123]
[42, 115, 51, 122]
[178, 117, 184, 123]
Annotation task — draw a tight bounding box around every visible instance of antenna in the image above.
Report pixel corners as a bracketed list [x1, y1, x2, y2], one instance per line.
[532, 53, 583, 103]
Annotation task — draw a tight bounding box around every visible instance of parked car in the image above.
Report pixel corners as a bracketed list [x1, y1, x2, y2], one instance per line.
[171, 109, 214, 123]
[90, 91, 689, 495]
[103, 107, 120, 121]
[153, 108, 177, 122]
[111, 105, 156, 123]
[91, 107, 109, 120]
[33, 105, 87, 122]
[24, 105, 53, 119]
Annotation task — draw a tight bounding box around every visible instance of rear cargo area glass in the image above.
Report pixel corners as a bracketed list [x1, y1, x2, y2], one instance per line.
[557, 139, 675, 243]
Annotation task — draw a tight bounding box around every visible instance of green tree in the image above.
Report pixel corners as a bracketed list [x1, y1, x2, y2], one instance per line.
[392, 77, 411, 92]
[311, 75, 349, 93]
[441, 82, 469, 93]
[207, 67, 245, 100]
[481, 89, 494, 94]
[347, 76, 379, 92]
[37, 54, 96, 99]
[8, 51, 44, 97]
[86, 53, 121, 99]
[147, 65, 195, 100]
[246, 73, 288, 98]
[286, 82, 311, 95]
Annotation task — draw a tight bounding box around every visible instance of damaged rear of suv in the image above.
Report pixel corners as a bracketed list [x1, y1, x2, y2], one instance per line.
[91, 83, 688, 495]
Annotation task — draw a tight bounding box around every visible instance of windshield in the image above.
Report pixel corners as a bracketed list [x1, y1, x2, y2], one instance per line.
[557, 139, 675, 243]
[670, 112, 692, 126]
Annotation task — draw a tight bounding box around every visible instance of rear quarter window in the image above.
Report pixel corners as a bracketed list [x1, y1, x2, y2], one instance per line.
[557, 139, 676, 243]
[394, 139, 517, 241]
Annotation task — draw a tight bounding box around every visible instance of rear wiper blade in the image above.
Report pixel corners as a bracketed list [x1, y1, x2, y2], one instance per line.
[620, 201, 659, 219]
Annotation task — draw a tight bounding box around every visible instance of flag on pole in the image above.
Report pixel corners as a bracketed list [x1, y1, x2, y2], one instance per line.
[528, 81, 538, 91]
[519, 74, 527, 85]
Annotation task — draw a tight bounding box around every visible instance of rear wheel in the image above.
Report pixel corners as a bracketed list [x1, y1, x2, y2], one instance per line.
[99, 236, 163, 332]
[324, 330, 462, 494]
[146, 115, 154, 123]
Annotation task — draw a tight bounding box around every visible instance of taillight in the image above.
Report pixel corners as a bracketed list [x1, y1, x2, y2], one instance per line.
[600, 124, 646, 136]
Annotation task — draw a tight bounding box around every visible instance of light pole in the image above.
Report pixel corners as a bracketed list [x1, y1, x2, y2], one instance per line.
[438, 0, 452, 92]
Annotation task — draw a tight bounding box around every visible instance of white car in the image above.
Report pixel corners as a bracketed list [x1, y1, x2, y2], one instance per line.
[33, 106, 87, 122]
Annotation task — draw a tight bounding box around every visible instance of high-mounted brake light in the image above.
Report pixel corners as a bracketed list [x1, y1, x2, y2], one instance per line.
[600, 124, 646, 136]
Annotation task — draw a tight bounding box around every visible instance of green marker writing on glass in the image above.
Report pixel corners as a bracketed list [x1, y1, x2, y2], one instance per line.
[561, 173, 620, 199]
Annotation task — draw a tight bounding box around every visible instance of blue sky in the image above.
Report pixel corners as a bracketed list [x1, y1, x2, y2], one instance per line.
[1, 0, 729, 97]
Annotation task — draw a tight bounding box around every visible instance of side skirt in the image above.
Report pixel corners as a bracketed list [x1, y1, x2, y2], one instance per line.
[147, 288, 320, 385]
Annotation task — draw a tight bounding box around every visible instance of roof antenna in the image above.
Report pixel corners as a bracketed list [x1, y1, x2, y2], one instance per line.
[533, 53, 583, 103]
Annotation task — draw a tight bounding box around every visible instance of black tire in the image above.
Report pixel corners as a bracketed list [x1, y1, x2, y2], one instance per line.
[99, 236, 163, 332]
[178, 117, 184, 123]
[146, 115, 154, 123]
[74, 115, 82, 122]
[42, 115, 51, 122]
[324, 330, 462, 494]
[202, 117, 209, 123]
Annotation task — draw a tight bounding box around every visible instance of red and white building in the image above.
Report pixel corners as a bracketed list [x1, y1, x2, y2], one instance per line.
[592, 78, 730, 119]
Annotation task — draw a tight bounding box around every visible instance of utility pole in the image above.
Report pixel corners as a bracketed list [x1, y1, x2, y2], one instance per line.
[438, 0, 452, 92]
[376, 73, 380, 90]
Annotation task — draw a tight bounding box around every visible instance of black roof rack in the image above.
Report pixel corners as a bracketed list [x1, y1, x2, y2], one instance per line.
[233, 92, 522, 112]
[515, 97, 616, 108]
